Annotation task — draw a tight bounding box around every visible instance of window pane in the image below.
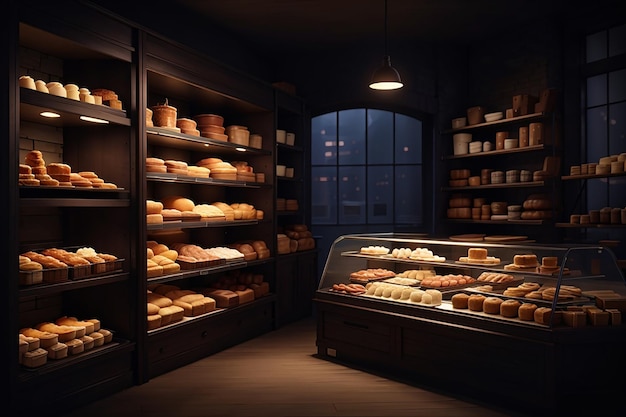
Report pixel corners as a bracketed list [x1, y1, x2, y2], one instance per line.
[338, 166, 366, 224]
[367, 109, 393, 164]
[609, 24, 626, 57]
[587, 182, 608, 210]
[311, 166, 337, 224]
[367, 166, 393, 224]
[586, 30, 607, 63]
[395, 113, 422, 164]
[311, 113, 336, 165]
[609, 101, 626, 155]
[395, 165, 422, 224]
[587, 106, 609, 162]
[587, 74, 607, 107]
[338, 109, 366, 165]
[609, 69, 626, 103]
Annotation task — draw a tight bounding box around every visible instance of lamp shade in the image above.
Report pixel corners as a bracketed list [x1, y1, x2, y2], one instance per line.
[369, 55, 403, 90]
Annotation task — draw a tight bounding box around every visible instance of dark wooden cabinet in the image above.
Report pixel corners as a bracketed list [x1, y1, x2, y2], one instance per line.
[9, 2, 140, 411]
[6, 1, 312, 412]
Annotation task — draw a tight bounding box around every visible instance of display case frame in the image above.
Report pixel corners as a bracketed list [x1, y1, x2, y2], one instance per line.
[314, 233, 626, 415]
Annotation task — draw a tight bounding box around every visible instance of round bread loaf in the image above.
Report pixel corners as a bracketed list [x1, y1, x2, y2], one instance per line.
[483, 297, 503, 314]
[518, 303, 537, 321]
[500, 299, 521, 318]
[146, 200, 163, 214]
[451, 293, 469, 309]
[468, 294, 486, 311]
[162, 196, 195, 212]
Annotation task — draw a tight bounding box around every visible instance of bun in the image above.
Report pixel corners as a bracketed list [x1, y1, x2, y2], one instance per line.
[162, 196, 195, 212]
[146, 200, 164, 214]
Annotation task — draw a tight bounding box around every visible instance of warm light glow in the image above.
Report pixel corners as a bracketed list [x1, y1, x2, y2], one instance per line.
[40, 111, 60, 118]
[369, 80, 403, 90]
[79, 115, 109, 124]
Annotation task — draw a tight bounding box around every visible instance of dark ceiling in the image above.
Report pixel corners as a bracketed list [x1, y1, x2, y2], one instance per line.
[99, 0, 607, 53]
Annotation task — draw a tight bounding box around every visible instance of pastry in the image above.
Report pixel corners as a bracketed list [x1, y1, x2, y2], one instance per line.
[451, 293, 469, 309]
[518, 303, 538, 321]
[468, 294, 486, 311]
[500, 299, 521, 318]
[483, 297, 503, 314]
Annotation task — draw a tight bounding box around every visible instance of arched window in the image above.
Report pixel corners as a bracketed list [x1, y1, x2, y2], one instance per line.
[310, 109, 425, 228]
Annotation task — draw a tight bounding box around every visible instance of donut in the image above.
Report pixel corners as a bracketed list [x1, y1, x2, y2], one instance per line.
[483, 297, 503, 314]
[519, 282, 541, 291]
[500, 299, 521, 318]
[451, 293, 469, 309]
[468, 294, 486, 311]
[518, 303, 538, 321]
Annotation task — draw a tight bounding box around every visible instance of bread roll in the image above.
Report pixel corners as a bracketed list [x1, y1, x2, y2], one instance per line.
[451, 293, 469, 309]
[162, 196, 195, 212]
[146, 200, 164, 214]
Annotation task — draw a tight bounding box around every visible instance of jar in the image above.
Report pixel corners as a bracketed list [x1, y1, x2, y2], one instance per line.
[490, 170, 504, 184]
[505, 169, 520, 183]
[520, 169, 532, 182]
[490, 201, 508, 215]
[495, 131, 508, 150]
[519, 126, 529, 147]
[529, 122, 544, 145]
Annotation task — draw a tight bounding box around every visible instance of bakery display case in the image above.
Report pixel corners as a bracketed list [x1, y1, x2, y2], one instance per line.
[314, 233, 626, 415]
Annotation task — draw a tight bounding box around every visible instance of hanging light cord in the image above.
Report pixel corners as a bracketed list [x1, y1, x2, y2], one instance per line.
[383, 0, 389, 57]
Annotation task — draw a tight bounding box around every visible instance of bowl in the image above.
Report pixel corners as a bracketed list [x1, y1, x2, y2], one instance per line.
[484, 112, 504, 122]
[467, 106, 485, 125]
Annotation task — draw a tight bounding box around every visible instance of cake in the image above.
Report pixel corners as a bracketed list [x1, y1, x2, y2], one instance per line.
[504, 254, 539, 271]
[459, 248, 500, 264]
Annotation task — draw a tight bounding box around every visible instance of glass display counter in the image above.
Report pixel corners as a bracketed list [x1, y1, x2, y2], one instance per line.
[313, 233, 626, 416]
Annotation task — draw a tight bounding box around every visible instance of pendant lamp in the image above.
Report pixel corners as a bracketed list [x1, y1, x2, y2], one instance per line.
[369, 0, 403, 90]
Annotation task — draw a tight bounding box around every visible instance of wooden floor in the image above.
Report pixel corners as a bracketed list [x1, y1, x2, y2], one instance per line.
[61, 317, 529, 417]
